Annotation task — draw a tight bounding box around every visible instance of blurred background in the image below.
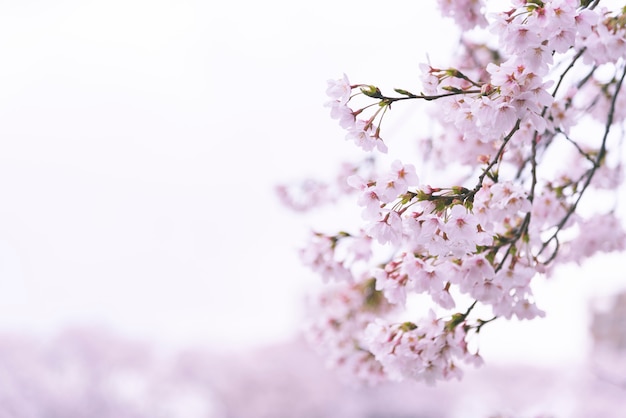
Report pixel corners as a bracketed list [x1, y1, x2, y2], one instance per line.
[0, 0, 625, 416]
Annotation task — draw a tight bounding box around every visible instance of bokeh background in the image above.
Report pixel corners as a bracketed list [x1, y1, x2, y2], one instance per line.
[0, 1, 625, 416]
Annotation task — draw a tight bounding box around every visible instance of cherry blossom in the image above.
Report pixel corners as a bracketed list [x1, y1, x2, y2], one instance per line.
[282, 0, 626, 386]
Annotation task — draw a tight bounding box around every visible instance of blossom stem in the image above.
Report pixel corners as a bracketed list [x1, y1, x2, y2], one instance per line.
[552, 48, 586, 98]
[538, 64, 626, 263]
[469, 119, 522, 199]
[379, 89, 482, 104]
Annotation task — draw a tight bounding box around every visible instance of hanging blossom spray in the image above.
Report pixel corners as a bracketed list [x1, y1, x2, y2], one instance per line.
[279, 0, 626, 385]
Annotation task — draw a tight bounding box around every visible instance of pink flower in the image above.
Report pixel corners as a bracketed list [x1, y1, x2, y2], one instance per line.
[326, 73, 352, 104]
[326, 100, 356, 129]
[345, 120, 388, 153]
[375, 160, 419, 203]
[348, 174, 383, 221]
[437, 0, 487, 30]
[446, 205, 478, 241]
[367, 211, 403, 246]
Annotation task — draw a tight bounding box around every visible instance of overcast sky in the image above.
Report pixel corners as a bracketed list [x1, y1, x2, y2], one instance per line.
[0, 0, 623, 368]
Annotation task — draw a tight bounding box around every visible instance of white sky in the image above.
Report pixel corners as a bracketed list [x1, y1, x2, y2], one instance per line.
[0, 0, 624, 368]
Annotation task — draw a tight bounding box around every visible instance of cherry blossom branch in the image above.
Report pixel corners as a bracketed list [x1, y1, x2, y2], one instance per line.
[538, 65, 626, 263]
[558, 129, 597, 164]
[552, 48, 587, 98]
[360, 86, 483, 103]
[294, 1, 626, 386]
[468, 119, 522, 200]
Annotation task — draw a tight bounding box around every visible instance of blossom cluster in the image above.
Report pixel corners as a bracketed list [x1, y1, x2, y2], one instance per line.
[282, 0, 626, 385]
